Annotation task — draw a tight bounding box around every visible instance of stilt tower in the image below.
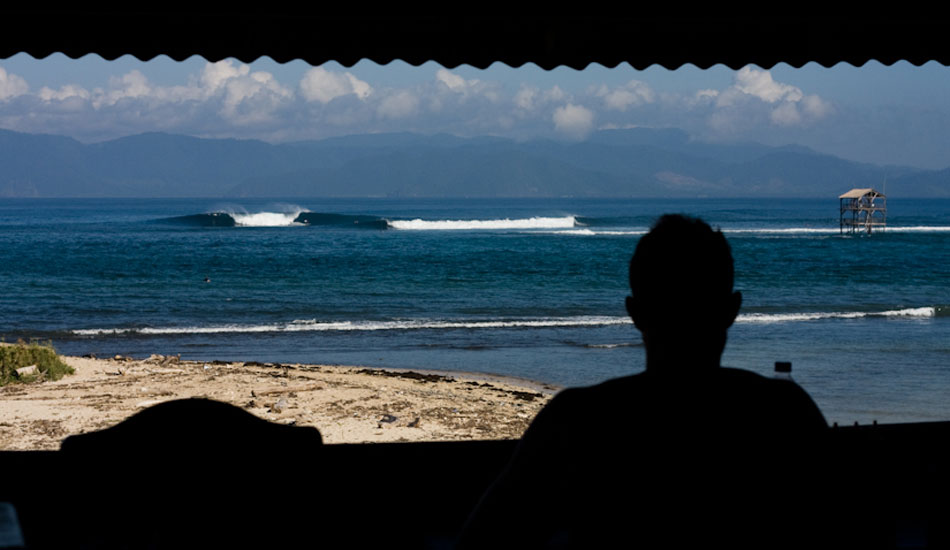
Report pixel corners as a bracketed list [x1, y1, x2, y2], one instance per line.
[839, 188, 886, 234]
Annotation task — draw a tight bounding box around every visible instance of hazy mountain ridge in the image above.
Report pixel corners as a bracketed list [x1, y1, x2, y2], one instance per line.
[0, 128, 946, 198]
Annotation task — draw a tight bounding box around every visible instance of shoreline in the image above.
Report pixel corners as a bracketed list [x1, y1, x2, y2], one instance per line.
[0, 353, 556, 450]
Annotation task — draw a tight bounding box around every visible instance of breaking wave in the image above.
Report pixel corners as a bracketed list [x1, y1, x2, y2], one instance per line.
[537, 229, 647, 236]
[159, 211, 388, 229]
[71, 307, 941, 337]
[737, 307, 937, 323]
[156, 211, 950, 234]
[71, 316, 632, 336]
[231, 211, 303, 227]
[158, 212, 578, 230]
[388, 216, 578, 231]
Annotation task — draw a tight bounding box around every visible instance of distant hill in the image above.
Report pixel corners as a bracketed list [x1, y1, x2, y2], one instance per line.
[0, 128, 946, 198]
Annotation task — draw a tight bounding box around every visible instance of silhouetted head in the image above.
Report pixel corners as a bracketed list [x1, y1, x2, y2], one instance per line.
[626, 214, 741, 371]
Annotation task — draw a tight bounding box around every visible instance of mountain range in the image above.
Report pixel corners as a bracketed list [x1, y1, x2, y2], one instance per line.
[1, 128, 946, 198]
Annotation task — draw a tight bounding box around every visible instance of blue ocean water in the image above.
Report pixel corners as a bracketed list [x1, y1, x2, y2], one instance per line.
[1, 197, 948, 425]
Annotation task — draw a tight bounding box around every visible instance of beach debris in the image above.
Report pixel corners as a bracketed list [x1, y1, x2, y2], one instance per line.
[271, 397, 288, 414]
[203, 364, 211, 370]
[250, 385, 323, 397]
[145, 354, 182, 367]
[354, 368, 455, 384]
[14, 365, 38, 378]
[377, 414, 398, 428]
[407, 417, 420, 428]
[246, 400, 258, 408]
[506, 390, 544, 402]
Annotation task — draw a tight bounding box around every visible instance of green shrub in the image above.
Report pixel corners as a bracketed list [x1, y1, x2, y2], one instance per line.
[0, 340, 74, 386]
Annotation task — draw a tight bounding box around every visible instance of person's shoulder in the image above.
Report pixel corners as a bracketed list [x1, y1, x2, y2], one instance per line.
[534, 373, 653, 426]
[550, 373, 649, 405]
[718, 367, 828, 428]
[717, 366, 772, 382]
[717, 367, 809, 399]
[718, 367, 803, 390]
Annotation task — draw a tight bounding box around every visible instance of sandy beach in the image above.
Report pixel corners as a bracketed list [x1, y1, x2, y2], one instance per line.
[0, 353, 557, 450]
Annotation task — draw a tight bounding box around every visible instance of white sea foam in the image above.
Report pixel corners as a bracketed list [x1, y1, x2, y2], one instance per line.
[73, 307, 939, 335]
[388, 216, 577, 231]
[534, 228, 646, 236]
[724, 228, 840, 234]
[230, 211, 303, 227]
[884, 226, 950, 232]
[879, 306, 936, 317]
[71, 316, 632, 336]
[540, 226, 950, 236]
[738, 307, 935, 324]
[725, 226, 950, 235]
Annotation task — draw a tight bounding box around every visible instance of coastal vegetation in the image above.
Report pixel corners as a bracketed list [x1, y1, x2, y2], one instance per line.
[0, 341, 73, 386]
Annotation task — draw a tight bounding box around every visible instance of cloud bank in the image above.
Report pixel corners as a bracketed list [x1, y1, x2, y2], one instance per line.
[36, 62, 950, 167]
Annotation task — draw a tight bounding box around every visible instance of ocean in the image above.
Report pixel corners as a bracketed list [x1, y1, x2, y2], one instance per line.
[1, 197, 948, 426]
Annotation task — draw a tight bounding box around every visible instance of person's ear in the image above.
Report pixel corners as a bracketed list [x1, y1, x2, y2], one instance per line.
[723, 291, 742, 328]
[626, 295, 644, 331]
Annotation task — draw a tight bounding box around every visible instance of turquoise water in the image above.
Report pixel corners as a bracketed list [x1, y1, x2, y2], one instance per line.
[1, 197, 948, 425]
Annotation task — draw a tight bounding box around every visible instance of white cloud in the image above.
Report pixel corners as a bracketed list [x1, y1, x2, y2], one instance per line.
[708, 66, 833, 129]
[434, 68, 501, 104]
[514, 85, 538, 110]
[770, 102, 802, 126]
[220, 71, 292, 123]
[769, 94, 834, 127]
[553, 103, 594, 138]
[38, 84, 90, 102]
[300, 67, 372, 104]
[79, 61, 294, 126]
[545, 85, 567, 103]
[0, 67, 28, 100]
[801, 94, 833, 118]
[597, 80, 655, 111]
[734, 66, 803, 103]
[436, 69, 468, 92]
[514, 85, 569, 113]
[377, 90, 419, 119]
[90, 70, 153, 108]
[200, 60, 249, 92]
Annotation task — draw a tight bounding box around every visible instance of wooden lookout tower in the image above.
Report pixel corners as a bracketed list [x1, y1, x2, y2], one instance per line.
[839, 188, 886, 234]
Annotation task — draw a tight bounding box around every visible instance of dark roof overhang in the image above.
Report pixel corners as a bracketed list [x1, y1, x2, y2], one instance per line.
[1, 11, 948, 69]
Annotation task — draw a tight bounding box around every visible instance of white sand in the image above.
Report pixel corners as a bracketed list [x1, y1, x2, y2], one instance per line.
[0, 353, 556, 450]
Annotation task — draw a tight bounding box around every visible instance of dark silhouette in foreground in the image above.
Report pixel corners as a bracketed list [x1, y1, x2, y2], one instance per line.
[457, 214, 828, 548]
[62, 397, 323, 457]
[60, 398, 323, 548]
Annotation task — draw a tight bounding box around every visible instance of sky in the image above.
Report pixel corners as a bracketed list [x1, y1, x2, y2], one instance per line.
[1, 53, 949, 170]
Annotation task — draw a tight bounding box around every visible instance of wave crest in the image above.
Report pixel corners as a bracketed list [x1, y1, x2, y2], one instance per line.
[738, 307, 936, 323]
[72, 316, 630, 336]
[388, 216, 577, 231]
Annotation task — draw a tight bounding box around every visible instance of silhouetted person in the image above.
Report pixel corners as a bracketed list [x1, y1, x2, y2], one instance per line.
[457, 214, 827, 549]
